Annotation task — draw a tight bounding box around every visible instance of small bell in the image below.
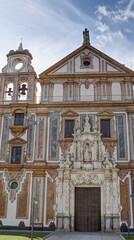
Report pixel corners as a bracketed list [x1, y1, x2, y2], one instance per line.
[19, 84, 28, 95]
[5, 87, 13, 96]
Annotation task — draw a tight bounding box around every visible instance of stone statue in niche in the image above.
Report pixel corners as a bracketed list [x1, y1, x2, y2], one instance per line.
[84, 115, 91, 132]
[84, 142, 92, 161]
[110, 152, 116, 168]
[74, 119, 81, 133]
[102, 149, 112, 169]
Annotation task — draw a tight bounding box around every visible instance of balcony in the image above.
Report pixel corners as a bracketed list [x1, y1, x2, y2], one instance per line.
[0, 94, 134, 104]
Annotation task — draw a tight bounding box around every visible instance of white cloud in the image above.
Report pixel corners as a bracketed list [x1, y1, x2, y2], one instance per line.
[96, 31, 124, 48]
[97, 5, 109, 17]
[96, 0, 134, 22]
[124, 28, 132, 33]
[0, 0, 134, 76]
[96, 21, 109, 32]
[0, 0, 97, 75]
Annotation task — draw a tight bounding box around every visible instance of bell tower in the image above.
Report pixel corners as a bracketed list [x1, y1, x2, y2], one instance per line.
[0, 42, 37, 103]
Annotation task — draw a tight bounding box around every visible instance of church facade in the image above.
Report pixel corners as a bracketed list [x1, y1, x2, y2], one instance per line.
[0, 29, 134, 232]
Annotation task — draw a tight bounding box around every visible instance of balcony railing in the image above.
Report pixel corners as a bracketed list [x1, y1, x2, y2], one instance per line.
[0, 95, 134, 104]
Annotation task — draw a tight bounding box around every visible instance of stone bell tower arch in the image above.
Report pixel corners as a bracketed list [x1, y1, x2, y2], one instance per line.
[0, 42, 37, 104]
[56, 115, 120, 232]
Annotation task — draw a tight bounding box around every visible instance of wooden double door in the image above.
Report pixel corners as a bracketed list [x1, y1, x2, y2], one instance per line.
[75, 187, 101, 232]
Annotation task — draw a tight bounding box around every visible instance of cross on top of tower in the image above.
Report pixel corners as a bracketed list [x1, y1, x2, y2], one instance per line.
[18, 38, 23, 51]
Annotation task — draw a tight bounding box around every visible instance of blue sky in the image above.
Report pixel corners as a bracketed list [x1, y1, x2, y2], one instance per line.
[0, 0, 134, 75]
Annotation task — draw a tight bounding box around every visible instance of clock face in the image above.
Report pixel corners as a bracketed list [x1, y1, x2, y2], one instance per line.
[12, 58, 24, 71]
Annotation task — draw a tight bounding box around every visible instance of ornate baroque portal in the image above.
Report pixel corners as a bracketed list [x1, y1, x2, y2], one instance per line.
[56, 115, 120, 232]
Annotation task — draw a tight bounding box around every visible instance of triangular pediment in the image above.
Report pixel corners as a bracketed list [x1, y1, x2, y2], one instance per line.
[61, 110, 79, 117]
[96, 109, 114, 117]
[40, 43, 133, 78]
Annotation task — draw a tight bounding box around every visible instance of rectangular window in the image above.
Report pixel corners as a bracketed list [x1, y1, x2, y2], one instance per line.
[126, 83, 132, 99]
[11, 146, 22, 164]
[68, 85, 73, 101]
[43, 85, 48, 101]
[64, 119, 74, 138]
[101, 119, 110, 138]
[14, 113, 24, 125]
[101, 84, 107, 100]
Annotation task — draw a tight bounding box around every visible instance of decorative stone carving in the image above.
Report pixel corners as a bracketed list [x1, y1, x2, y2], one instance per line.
[1, 112, 11, 161]
[49, 111, 59, 160]
[3, 169, 25, 202]
[102, 150, 113, 169]
[9, 125, 27, 136]
[71, 172, 103, 185]
[56, 115, 120, 232]
[32, 177, 44, 225]
[105, 181, 111, 214]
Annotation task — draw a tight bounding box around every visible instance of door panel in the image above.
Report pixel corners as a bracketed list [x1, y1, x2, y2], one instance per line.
[75, 187, 101, 232]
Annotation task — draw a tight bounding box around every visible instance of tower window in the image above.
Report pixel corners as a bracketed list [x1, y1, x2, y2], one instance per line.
[101, 119, 110, 138]
[11, 146, 22, 164]
[14, 113, 24, 125]
[64, 119, 74, 138]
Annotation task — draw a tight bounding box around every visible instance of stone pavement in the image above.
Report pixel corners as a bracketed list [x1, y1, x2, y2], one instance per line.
[44, 232, 122, 240]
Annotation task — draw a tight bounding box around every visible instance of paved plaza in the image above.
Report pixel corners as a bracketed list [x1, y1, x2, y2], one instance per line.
[45, 232, 123, 240]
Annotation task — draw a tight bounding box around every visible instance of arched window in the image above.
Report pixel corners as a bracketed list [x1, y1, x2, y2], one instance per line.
[5, 82, 14, 101]
[18, 81, 28, 101]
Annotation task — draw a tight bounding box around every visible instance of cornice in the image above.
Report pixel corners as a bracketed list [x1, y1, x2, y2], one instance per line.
[0, 163, 59, 171]
[39, 73, 134, 82]
[1, 102, 134, 109]
[31, 102, 134, 109]
[10, 103, 29, 108]
[126, 109, 134, 113]
[36, 112, 49, 116]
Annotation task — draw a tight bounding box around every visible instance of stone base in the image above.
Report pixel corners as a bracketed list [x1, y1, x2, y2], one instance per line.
[56, 215, 71, 232]
[104, 215, 120, 232]
[113, 215, 120, 231]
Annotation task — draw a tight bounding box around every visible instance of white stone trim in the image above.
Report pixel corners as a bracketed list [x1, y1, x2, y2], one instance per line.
[129, 172, 133, 228]
[43, 172, 48, 226]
